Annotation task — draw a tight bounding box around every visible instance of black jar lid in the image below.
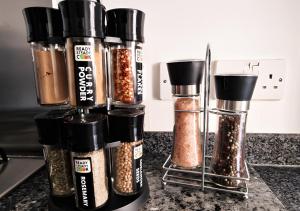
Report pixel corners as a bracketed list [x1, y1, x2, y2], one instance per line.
[106, 8, 145, 43]
[167, 60, 205, 86]
[59, 0, 105, 38]
[34, 109, 74, 147]
[65, 113, 107, 152]
[215, 74, 258, 101]
[108, 109, 144, 142]
[22, 7, 64, 44]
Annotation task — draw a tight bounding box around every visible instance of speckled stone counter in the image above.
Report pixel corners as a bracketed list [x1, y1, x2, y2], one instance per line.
[141, 154, 286, 211]
[254, 166, 300, 211]
[0, 154, 287, 211]
[144, 132, 300, 165]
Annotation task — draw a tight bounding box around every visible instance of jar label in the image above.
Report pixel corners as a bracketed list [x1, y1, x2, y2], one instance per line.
[136, 47, 143, 100]
[132, 143, 143, 191]
[74, 157, 96, 209]
[73, 42, 96, 107]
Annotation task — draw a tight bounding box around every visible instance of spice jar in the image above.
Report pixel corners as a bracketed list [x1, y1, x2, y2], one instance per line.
[211, 74, 258, 188]
[34, 109, 74, 197]
[108, 109, 144, 196]
[167, 60, 204, 169]
[106, 9, 145, 105]
[65, 113, 109, 210]
[23, 7, 69, 106]
[59, 0, 106, 108]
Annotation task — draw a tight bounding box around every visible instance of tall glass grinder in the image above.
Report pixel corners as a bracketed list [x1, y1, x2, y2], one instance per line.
[167, 60, 205, 169]
[211, 74, 257, 188]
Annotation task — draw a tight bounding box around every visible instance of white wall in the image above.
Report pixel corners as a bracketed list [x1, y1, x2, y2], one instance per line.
[54, 0, 300, 133]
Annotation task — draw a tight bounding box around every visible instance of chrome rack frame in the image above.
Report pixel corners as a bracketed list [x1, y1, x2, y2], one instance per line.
[161, 44, 250, 199]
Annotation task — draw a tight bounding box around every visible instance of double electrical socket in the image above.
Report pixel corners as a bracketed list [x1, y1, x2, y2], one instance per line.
[159, 59, 285, 101]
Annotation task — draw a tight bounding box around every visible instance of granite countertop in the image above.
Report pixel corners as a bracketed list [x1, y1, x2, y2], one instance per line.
[254, 166, 300, 211]
[0, 153, 288, 211]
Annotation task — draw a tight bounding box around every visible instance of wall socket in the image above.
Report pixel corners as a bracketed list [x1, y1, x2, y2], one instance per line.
[159, 59, 286, 101]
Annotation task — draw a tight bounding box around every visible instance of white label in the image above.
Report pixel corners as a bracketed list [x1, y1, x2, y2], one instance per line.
[136, 49, 143, 63]
[134, 144, 143, 159]
[74, 159, 91, 173]
[75, 45, 93, 61]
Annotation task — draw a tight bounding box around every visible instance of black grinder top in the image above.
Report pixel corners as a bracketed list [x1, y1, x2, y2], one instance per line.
[167, 60, 205, 95]
[215, 74, 258, 101]
[108, 109, 144, 142]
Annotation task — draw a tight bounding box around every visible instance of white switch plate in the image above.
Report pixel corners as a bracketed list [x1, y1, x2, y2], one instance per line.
[159, 59, 286, 101]
[159, 62, 172, 100]
[213, 59, 286, 100]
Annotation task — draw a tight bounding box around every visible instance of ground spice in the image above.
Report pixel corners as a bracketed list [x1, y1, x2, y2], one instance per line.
[72, 149, 108, 208]
[172, 97, 203, 168]
[33, 46, 68, 105]
[65, 39, 106, 107]
[43, 146, 73, 196]
[112, 48, 135, 104]
[113, 140, 143, 195]
[211, 114, 246, 188]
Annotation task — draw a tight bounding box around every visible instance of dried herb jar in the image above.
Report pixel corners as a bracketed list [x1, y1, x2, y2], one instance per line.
[65, 113, 109, 210]
[108, 109, 144, 196]
[23, 7, 68, 106]
[106, 9, 145, 105]
[34, 109, 74, 197]
[59, 0, 106, 108]
[211, 74, 258, 188]
[167, 60, 205, 169]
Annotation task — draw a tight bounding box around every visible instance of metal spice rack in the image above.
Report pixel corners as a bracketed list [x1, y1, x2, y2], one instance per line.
[161, 45, 250, 199]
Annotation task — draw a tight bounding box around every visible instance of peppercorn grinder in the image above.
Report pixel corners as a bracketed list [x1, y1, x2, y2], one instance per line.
[210, 74, 258, 188]
[167, 60, 205, 169]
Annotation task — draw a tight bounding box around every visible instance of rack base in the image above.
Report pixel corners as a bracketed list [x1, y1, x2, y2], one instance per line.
[162, 155, 249, 199]
[48, 177, 149, 211]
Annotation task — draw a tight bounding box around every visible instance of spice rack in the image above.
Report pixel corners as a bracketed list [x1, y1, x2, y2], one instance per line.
[161, 45, 251, 199]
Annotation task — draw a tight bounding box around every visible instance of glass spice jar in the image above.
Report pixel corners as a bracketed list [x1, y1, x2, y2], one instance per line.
[106, 9, 145, 105]
[59, 0, 106, 108]
[23, 7, 69, 106]
[211, 74, 258, 188]
[167, 60, 205, 169]
[34, 109, 74, 197]
[65, 113, 109, 210]
[108, 109, 144, 196]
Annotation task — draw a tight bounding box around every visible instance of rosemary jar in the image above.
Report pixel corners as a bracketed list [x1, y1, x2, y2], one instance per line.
[65, 113, 109, 210]
[167, 60, 205, 169]
[59, 0, 106, 108]
[106, 9, 145, 105]
[34, 109, 74, 197]
[23, 7, 68, 106]
[211, 74, 258, 188]
[108, 109, 144, 196]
